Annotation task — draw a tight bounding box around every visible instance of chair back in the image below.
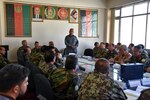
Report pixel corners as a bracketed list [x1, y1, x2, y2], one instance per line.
[34, 74, 54, 100]
[84, 48, 93, 57]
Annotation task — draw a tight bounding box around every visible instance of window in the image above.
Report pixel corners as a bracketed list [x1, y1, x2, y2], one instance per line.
[146, 15, 150, 48]
[120, 17, 132, 45]
[114, 1, 150, 49]
[121, 6, 133, 17]
[134, 2, 147, 15]
[148, 2, 150, 13]
[79, 9, 98, 37]
[115, 9, 120, 17]
[114, 19, 119, 44]
[132, 15, 146, 45]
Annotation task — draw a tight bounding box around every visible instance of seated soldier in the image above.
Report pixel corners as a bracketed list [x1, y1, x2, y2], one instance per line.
[115, 42, 122, 53]
[49, 41, 59, 53]
[55, 51, 64, 68]
[95, 42, 107, 58]
[0, 47, 10, 69]
[129, 45, 148, 63]
[30, 45, 45, 66]
[0, 64, 29, 100]
[31, 41, 41, 54]
[38, 51, 56, 77]
[78, 58, 127, 100]
[111, 45, 132, 64]
[24, 47, 32, 63]
[144, 59, 150, 73]
[128, 43, 134, 54]
[49, 55, 79, 99]
[17, 40, 30, 65]
[138, 44, 149, 59]
[93, 42, 99, 57]
[105, 43, 118, 60]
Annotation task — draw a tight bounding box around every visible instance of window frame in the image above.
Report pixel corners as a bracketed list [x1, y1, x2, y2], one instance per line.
[114, 1, 150, 48]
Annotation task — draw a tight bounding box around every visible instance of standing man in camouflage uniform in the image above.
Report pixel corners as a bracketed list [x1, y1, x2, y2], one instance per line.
[78, 58, 127, 100]
[17, 40, 30, 65]
[0, 47, 9, 69]
[64, 28, 79, 56]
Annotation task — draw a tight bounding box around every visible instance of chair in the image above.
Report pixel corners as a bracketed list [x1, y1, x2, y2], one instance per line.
[34, 74, 54, 100]
[84, 48, 93, 57]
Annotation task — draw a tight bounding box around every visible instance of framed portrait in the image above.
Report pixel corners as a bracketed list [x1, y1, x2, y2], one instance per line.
[32, 5, 43, 22]
[44, 6, 57, 20]
[57, 7, 69, 20]
[69, 8, 79, 23]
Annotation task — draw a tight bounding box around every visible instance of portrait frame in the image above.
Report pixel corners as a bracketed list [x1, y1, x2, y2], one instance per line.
[69, 8, 79, 23]
[31, 5, 43, 22]
[57, 7, 69, 20]
[44, 6, 58, 20]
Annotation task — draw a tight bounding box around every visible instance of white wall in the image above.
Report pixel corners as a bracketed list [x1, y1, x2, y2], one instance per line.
[0, 0, 107, 61]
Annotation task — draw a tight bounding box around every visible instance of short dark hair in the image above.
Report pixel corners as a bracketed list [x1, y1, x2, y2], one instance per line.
[35, 41, 39, 44]
[44, 52, 55, 63]
[129, 43, 134, 47]
[22, 40, 26, 44]
[94, 42, 99, 46]
[0, 64, 29, 92]
[117, 42, 121, 46]
[65, 55, 78, 70]
[94, 58, 110, 74]
[134, 45, 142, 52]
[138, 44, 145, 49]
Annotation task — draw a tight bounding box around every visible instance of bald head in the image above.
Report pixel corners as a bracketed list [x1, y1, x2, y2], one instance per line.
[69, 28, 74, 36]
[94, 58, 110, 75]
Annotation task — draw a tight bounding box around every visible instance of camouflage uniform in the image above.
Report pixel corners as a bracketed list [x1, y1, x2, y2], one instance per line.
[93, 47, 99, 57]
[31, 47, 41, 54]
[17, 46, 29, 65]
[95, 48, 107, 58]
[129, 53, 148, 63]
[30, 52, 44, 66]
[49, 68, 79, 100]
[38, 61, 56, 77]
[0, 54, 9, 69]
[78, 72, 127, 100]
[105, 50, 118, 60]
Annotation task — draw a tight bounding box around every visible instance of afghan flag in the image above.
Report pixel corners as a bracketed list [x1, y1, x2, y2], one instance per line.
[14, 4, 23, 36]
[79, 9, 97, 37]
[6, 3, 31, 37]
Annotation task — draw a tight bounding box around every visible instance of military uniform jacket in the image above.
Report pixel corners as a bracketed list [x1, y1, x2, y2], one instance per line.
[0, 54, 9, 69]
[78, 72, 127, 100]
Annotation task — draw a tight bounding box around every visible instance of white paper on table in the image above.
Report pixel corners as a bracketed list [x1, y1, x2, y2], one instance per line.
[136, 85, 150, 93]
[128, 79, 141, 88]
[141, 78, 150, 86]
[144, 72, 150, 78]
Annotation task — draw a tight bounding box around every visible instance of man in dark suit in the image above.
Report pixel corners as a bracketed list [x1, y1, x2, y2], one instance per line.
[33, 6, 42, 19]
